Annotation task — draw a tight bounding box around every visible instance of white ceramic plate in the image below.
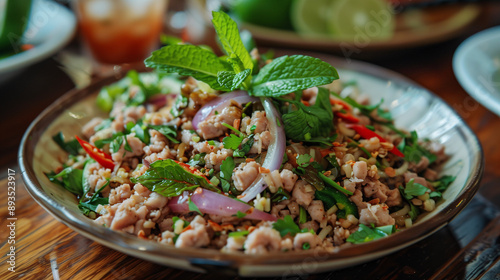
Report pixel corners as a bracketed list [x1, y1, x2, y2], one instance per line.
[19, 51, 483, 276]
[453, 26, 500, 117]
[0, 0, 76, 83]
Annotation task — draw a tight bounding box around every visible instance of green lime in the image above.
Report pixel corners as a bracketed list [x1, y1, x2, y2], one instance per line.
[327, 0, 394, 40]
[232, 0, 293, 30]
[290, 0, 332, 36]
[0, 0, 32, 52]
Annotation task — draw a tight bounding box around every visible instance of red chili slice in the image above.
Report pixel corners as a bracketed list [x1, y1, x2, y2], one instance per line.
[75, 136, 115, 169]
[335, 112, 360, 123]
[346, 124, 404, 157]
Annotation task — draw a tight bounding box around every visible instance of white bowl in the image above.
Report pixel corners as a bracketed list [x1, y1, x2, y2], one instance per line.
[453, 25, 500, 116]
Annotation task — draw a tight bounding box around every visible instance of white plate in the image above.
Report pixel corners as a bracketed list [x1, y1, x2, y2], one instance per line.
[453, 26, 500, 116]
[19, 51, 483, 276]
[0, 0, 76, 83]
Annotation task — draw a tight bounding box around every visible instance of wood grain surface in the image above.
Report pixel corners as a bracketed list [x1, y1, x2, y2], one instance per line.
[1, 1, 500, 279]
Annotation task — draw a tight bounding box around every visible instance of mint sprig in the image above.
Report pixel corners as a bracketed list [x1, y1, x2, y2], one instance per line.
[144, 11, 338, 97]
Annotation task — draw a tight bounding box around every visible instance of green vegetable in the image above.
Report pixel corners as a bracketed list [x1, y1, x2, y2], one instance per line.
[220, 157, 235, 193]
[78, 180, 110, 216]
[302, 242, 310, 250]
[223, 134, 244, 150]
[278, 87, 334, 142]
[188, 197, 203, 215]
[234, 211, 247, 218]
[145, 44, 233, 91]
[251, 55, 338, 97]
[228, 230, 249, 238]
[271, 187, 291, 203]
[346, 224, 394, 244]
[318, 172, 353, 195]
[296, 154, 312, 167]
[331, 91, 391, 122]
[187, 153, 206, 167]
[233, 134, 255, 157]
[171, 94, 189, 118]
[52, 132, 81, 156]
[81, 158, 96, 196]
[315, 188, 358, 219]
[398, 131, 437, 164]
[172, 216, 190, 228]
[130, 122, 150, 145]
[429, 175, 455, 192]
[45, 167, 84, 197]
[130, 159, 219, 197]
[94, 132, 132, 153]
[145, 11, 338, 97]
[149, 124, 179, 144]
[298, 206, 307, 224]
[272, 215, 301, 237]
[402, 178, 429, 199]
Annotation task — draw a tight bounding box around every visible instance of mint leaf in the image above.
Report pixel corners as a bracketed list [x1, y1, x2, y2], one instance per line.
[188, 198, 203, 215]
[217, 68, 251, 91]
[131, 159, 219, 197]
[281, 104, 332, 141]
[251, 55, 338, 97]
[145, 44, 233, 91]
[212, 11, 253, 72]
[273, 215, 301, 237]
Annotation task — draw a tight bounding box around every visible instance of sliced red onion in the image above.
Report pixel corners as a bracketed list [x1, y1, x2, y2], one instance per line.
[191, 91, 259, 130]
[168, 188, 277, 221]
[147, 93, 177, 109]
[238, 98, 286, 202]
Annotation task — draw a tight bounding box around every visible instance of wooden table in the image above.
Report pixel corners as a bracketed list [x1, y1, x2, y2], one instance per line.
[1, 2, 500, 279]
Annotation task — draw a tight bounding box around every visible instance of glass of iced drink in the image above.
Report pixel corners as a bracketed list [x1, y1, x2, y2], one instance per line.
[73, 0, 168, 74]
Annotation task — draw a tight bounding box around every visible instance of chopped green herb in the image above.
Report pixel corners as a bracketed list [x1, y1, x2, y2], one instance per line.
[271, 187, 291, 203]
[149, 124, 179, 144]
[233, 134, 254, 157]
[187, 153, 206, 167]
[220, 157, 235, 193]
[45, 167, 84, 197]
[299, 206, 307, 224]
[346, 224, 392, 244]
[52, 132, 81, 156]
[272, 215, 301, 237]
[228, 230, 249, 238]
[188, 198, 203, 215]
[302, 242, 311, 250]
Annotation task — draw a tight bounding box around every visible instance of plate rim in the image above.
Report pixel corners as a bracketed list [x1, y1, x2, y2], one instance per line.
[18, 51, 484, 275]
